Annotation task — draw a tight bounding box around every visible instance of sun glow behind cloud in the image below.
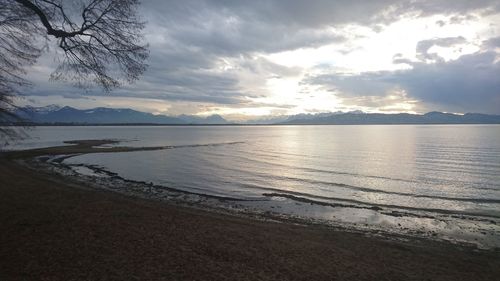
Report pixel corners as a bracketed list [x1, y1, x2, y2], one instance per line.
[21, 1, 500, 119]
[220, 13, 499, 118]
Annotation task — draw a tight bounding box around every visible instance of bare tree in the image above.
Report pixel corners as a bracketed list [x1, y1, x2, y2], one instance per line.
[0, 1, 43, 145]
[0, 0, 149, 145]
[14, 0, 149, 90]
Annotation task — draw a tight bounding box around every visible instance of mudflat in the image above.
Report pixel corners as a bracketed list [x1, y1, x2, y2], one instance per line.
[0, 142, 499, 280]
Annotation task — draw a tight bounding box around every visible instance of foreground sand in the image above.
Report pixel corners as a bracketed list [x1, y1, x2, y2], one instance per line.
[1, 142, 499, 280]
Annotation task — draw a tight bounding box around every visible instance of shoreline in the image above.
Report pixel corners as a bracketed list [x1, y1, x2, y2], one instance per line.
[33, 155, 500, 250]
[1, 140, 499, 280]
[16, 140, 499, 250]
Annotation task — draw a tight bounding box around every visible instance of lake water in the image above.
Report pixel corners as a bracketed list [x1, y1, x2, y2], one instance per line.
[6, 125, 500, 248]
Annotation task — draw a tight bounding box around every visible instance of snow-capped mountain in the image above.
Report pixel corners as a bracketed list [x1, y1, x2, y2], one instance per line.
[9, 105, 500, 125]
[14, 105, 229, 125]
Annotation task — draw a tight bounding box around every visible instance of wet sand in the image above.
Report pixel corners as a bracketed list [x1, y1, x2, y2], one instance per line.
[1, 140, 499, 280]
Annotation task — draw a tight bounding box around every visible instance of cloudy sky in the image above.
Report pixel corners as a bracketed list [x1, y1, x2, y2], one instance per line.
[21, 0, 500, 120]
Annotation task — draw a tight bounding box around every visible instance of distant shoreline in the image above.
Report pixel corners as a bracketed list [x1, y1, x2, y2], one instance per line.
[4, 122, 500, 126]
[10, 105, 500, 126]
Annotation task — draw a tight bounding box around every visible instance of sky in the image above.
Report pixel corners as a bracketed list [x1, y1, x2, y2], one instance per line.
[20, 0, 500, 120]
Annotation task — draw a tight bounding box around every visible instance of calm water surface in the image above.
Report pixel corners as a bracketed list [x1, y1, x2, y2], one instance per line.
[7, 125, 500, 247]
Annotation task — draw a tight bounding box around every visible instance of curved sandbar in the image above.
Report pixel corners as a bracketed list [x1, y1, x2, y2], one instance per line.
[3, 139, 173, 159]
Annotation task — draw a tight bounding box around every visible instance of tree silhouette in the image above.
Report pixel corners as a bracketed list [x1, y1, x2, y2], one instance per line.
[0, 1, 43, 143]
[0, 0, 149, 145]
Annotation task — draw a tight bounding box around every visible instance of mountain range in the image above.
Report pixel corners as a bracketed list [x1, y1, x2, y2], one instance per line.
[9, 105, 500, 125]
[14, 105, 229, 125]
[279, 111, 500, 125]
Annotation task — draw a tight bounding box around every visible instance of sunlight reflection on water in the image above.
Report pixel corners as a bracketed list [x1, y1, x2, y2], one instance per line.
[9, 125, 500, 247]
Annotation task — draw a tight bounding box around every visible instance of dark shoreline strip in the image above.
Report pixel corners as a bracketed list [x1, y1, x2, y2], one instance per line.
[52, 161, 262, 203]
[236, 173, 500, 204]
[262, 192, 500, 220]
[3, 139, 244, 159]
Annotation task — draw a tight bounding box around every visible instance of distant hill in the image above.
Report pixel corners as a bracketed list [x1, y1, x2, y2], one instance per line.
[278, 111, 500, 125]
[8, 105, 500, 125]
[13, 105, 229, 125]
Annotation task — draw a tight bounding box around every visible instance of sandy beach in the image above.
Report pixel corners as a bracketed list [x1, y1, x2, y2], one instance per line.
[1, 141, 499, 280]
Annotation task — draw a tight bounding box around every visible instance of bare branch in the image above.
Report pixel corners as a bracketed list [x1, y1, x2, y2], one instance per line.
[0, 0, 149, 143]
[13, 0, 149, 90]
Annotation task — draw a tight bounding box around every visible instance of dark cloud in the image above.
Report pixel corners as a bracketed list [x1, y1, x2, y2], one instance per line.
[141, 0, 500, 60]
[435, 20, 446, 27]
[145, 0, 499, 29]
[483, 36, 500, 48]
[416, 37, 466, 61]
[140, 0, 500, 60]
[307, 41, 500, 113]
[306, 72, 395, 97]
[142, 1, 350, 57]
[393, 51, 500, 113]
[396, 0, 500, 17]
